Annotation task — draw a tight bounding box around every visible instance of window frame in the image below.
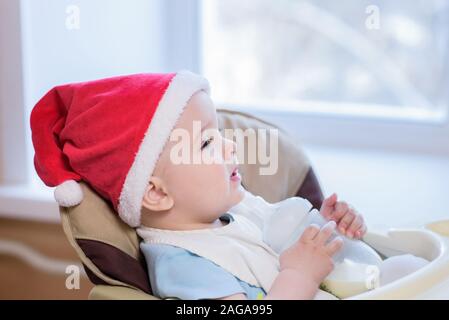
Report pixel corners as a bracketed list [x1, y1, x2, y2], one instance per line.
[0, 0, 29, 186]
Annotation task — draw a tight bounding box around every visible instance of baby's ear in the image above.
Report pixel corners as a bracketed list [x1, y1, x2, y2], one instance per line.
[141, 176, 174, 212]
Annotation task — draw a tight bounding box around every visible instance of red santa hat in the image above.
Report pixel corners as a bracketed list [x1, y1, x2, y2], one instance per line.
[30, 70, 210, 227]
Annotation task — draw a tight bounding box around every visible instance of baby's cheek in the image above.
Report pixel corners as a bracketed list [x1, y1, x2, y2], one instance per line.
[211, 166, 233, 194]
[193, 164, 225, 188]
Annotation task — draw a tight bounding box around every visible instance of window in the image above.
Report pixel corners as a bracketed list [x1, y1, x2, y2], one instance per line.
[201, 0, 449, 122]
[1, 0, 448, 199]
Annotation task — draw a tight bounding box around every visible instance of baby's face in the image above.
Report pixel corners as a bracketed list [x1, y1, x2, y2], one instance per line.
[142, 91, 245, 226]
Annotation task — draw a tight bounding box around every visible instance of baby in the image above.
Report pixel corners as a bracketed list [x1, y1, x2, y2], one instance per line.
[135, 88, 366, 300]
[30, 71, 427, 300]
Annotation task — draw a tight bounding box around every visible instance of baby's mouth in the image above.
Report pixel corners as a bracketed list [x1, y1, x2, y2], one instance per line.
[230, 167, 241, 182]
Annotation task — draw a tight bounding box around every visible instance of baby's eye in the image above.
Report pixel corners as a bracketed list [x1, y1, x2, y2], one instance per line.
[201, 136, 214, 150]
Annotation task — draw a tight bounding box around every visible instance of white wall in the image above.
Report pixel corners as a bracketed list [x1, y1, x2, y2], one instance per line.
[19, 0, 169, 187]
[0, 0, 28, 185]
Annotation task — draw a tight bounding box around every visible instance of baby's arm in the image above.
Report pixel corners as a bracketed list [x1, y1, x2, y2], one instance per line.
[220, 221, 343, 300]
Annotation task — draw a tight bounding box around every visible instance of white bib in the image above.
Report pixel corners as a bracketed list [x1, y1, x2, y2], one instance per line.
[137, 190, 343, 299]
[137, 213, 280, 292]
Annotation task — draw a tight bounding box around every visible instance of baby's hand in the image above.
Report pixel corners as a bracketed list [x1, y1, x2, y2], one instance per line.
[319, 193, 367, 239]
[280, 221, 343, 285]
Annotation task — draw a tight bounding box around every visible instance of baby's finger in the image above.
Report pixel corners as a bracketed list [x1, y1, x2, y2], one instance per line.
[347, 215, 363, 239]
[326, 236, 344, 256]
[315, 221, 337, 245]
[301, 224, 320, 242]
[320, 193, 337, 219]
[330, 201, 350, 222]
[355, 224, 367, 239]
[337, 208, 355, 234]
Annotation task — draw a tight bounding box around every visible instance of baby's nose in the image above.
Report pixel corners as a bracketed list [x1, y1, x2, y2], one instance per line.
[223, 138, 237, 159]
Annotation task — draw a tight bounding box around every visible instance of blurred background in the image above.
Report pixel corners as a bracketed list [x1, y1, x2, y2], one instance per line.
[0, 0, 448, 299]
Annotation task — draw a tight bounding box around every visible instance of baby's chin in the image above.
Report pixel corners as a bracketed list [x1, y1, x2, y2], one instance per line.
[228, 186, 245, 207]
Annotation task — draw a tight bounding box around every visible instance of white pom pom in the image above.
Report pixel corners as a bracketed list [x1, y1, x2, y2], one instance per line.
[54, 180, 83, 207]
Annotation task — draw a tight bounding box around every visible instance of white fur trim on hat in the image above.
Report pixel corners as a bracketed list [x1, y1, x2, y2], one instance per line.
[117, 70, 210, 227]
[54, 179, 83, 207]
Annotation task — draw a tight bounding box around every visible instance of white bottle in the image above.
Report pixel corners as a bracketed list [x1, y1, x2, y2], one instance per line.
[232, 190, 383, 298]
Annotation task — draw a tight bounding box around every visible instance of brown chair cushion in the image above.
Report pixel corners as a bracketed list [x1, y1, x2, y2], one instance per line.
[296, 168, 324, 210]
[217, 109, 310, 202]
[60, 182, 148, 292]
[59, 108, 324, 294]
[77, 239, 151, 293]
